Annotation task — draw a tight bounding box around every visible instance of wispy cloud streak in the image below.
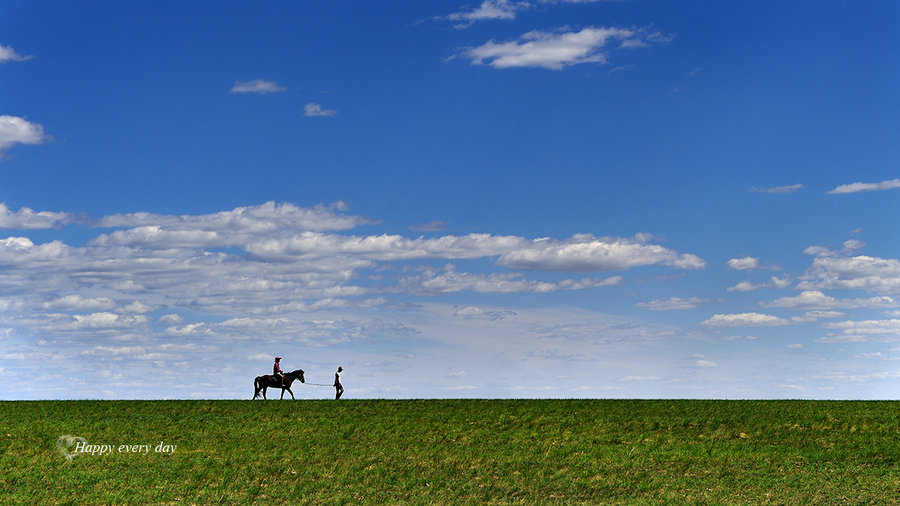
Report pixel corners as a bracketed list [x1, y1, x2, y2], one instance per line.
[828, 179, 900, 194]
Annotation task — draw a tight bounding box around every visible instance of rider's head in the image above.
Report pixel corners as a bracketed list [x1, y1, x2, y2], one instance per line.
[275, 356, 281, 362]
[338, 366, 343, 372]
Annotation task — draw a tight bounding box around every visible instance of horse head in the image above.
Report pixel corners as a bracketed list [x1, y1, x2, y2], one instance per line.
[291, 369, 305, 383]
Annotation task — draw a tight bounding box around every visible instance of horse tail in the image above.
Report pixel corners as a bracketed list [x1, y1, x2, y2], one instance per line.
[253, 377, 260, 399]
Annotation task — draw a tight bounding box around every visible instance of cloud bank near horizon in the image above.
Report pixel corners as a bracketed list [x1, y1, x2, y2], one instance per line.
[1, 197, 897, 399]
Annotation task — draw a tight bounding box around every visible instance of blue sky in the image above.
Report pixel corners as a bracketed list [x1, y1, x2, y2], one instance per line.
[1, 0, 899, 399]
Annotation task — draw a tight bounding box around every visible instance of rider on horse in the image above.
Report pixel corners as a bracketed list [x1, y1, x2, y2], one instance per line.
[273, 356, 284, 386]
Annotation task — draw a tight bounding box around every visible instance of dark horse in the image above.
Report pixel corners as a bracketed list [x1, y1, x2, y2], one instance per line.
[253, 369, 305, 400]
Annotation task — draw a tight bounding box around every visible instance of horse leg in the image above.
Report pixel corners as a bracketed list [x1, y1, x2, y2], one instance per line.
[286, 387, 294, 400]
[262, 387, 267, 400]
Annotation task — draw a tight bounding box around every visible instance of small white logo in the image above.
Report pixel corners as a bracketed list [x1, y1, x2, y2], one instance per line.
[56, 435, 87, 461]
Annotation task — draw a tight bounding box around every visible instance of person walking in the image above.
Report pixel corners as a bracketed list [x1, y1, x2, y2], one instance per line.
[334, 366, 344, 400]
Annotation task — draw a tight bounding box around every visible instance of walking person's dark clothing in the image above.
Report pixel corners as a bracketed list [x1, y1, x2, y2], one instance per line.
[334, 366, 344, 400]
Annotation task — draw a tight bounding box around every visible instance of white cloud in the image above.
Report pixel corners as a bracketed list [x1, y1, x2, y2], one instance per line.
[80, 345, 148, 356]
[246, 232, 703, 273]
[90, 226, 225, 249]
[94, 201, 370, 250]
[445, 0, 526, 28]
[727, 256, 759, 270]
[798, 255, 900, 295]
[814, 335, 874, 344]
[97, 200, 363, 230]
[855, 352, 887, 360]
[211, 315, 418, 345]
[0, 115, 48, 154]
[790, 310, 846, 323]
[607, 64, 634, 74]
[802, 246, 831, 257]
[400, 264, 621, 294]
[458, 26, 666, 70]
[557, 276, 623, 290]
[304, 103, 337, 117]
[123, 300, 154, 314]
[720, 334, 757, 341]
[0, 44, 32, 63]
[67, 312, 149, 330]
[819, 319, 900, 342]
[229, 79, 286, 94]
[727, 276, 791, 292]
[533, 315, 682, 344]
[158, 314, 184, 325]
[0, 236, 71, 263]
[637, 297, 707, 311]
[441, 0, 618, 28]
[246, 231, 519, 262]
[802, 240, 864, 259]
[0, 203, 76, 229]
[43, 295, 116, 312]
[771, 276, 792, 289]
[727, 281, 759, 292]
[764, 290, 896, 310]
[164, 322, 210, 336]
[0, 207, 393, 323]
[453, 306, 516, 321]
[804, 310, 845, 319]
[79, 344, 187, 361]
[701, 312, 791, 328]
[496, 234, 705, 271]
[751, 183, 804, 194]
[694, 359, 718, 368]
[727, 256, 780, 271]
[827, 178, 900, 195]
[842, 240, 865, 253]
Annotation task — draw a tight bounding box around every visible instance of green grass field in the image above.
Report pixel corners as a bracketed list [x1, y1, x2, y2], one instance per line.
[1, 399, 898, 504]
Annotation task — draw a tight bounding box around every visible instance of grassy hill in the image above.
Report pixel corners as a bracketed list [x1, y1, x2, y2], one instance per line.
[1, 399, 898, 503]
